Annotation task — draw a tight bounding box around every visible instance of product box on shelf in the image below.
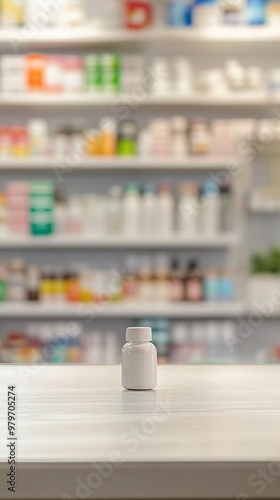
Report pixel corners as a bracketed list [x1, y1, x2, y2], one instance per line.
[29, 181, 54, 236]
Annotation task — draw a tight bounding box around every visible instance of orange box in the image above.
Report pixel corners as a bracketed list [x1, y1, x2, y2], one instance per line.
[26, 54, 45, 92]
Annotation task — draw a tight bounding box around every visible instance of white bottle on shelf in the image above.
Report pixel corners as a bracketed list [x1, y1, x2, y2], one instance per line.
[174, 57, 194, 95]
[138, 128, 151, 157]
[67, 197, 84, 235]
[177, 183, 199, 235]
[150, 58, 171, 95]
[157, 183, 174, 235]
[107, 185, 122, 235]
[122, 183, 141, 237]
[86, 195, 107, 236]
[141, 184, 158, 236]
[122, 327, 157, 391]
[200, 181, 220, 235]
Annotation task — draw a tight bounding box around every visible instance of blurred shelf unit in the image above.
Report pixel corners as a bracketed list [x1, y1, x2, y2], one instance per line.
[2, 26, 280, 46]
[0, 156, 235, 171]
[0, 19, 248, 327]
[0, 234, 239, 249]
[0, 93, 276, 107]
[0, 302, 246, 319]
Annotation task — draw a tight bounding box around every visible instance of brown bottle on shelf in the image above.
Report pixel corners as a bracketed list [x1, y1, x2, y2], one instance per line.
[169, 257, 184, 302]
[26, 265, 40, 302]
[185, 260, 203, 302]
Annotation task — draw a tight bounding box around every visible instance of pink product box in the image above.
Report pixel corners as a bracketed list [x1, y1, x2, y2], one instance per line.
[63, 56, 84, 93]
[63, 55, 83, 70]
[211, 120, 234, 156]
[8, 211, 29, 224]
[6, 182, 29, 196]
[7, 196, 29, 211]
[8, 214, 29, 228]
[8, 225, 29, 236]
[151, 145, 171, 155]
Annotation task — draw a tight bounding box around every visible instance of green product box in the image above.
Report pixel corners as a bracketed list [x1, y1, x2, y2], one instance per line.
[84, 55, 103, 92]
[101, 54, 120, 93]
[29, 181, 54, 236]
[30, 209, 53, 236]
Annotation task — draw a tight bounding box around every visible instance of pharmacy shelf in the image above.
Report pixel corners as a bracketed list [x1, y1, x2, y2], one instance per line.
[0, 156, 235, 171]
[249, 200, 280, 213]
[0, 302, 245, 319]
[0, 234, 238, 249]
[0, 92, 275, 107]
[3, 26, 280, 46]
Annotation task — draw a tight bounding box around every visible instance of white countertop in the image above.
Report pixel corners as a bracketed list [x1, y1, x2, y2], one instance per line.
[0, 365, 280, 499]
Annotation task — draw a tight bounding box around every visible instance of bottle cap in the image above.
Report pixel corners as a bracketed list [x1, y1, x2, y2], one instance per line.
[171, 257, 180, 270]
[119, 120, 137, 137]
[158, 183, 171, 193]
[187, 260, 198, 270]
[143, 183, 155, 194]
[126, 327, 152, 342]
[125, 182, 139, 194]
[109, 185, 122, 198]
[180, 182, 198, 195]
[203, 181, 219, 197]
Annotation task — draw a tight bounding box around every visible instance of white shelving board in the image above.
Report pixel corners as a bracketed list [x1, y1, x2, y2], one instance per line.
[249, 201, 280, 213]
[0, 234, 239, 249]
[0, 93, 275, 107]
[0, 156, 235, 171]
[0, 302, 245, 318]
[3, 26, 280, 46]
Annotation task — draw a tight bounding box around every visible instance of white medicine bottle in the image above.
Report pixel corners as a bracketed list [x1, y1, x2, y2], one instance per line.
[122, 327, 157, 391]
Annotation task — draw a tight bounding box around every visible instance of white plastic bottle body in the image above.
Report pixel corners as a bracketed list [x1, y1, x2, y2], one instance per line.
[107, 186, 122, 235]
[122, 342, 157, 390]
[178, 193, 199, 234]
[157, 192, 174, 235]
[141, 193, 158, 236]
[201, 196, 220, 234]
[122, 194, 140, 236]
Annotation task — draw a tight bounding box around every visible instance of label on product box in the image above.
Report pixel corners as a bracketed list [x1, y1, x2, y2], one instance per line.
[29, 195, 53, 210]
[101, 55, 120, 93]
[85, 55, 103, 92]
[30, 210, 53, 235]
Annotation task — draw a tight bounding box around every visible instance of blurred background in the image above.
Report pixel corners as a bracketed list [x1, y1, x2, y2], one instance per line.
[0, 0, 279, 365]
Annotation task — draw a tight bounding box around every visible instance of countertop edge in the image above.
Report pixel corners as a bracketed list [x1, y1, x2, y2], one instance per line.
[1, 461, 280, 499]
